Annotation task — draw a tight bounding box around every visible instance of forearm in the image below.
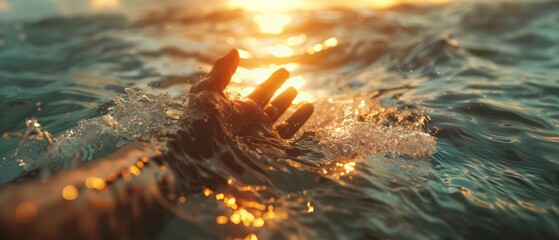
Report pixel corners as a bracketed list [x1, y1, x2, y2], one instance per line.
[0, 142, 177, 239]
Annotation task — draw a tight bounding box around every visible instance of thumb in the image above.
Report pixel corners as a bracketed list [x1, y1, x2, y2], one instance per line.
[190, 49, 239, 94]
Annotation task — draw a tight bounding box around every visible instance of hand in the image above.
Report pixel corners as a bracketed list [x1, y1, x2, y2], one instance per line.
[165, 49, 314, 192]
[188, 49, 313, 140]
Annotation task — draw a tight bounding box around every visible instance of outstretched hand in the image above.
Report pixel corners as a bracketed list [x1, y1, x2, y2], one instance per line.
[189, 49, 313, 140]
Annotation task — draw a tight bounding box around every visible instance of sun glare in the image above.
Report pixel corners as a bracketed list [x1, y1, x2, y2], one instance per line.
[287, 34, 307, 46]
[230, 63, 314, 104]
[229, 0, 304, 12]
[266, 44, 294, 57]
[307, 37, 339, 55]
[230, 0, 448, 12]
[91, 0, 119, 10]
[227, 0, 447, 104]
[253, 14, 293, 34]
[237, 49, 252, 59]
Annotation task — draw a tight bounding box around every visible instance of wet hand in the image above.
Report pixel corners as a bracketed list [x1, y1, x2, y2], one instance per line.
[189, 49, 313, 139]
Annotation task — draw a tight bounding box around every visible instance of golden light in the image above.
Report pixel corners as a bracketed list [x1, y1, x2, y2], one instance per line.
[292, 91, 315, 104]
[244, 201, 267, 211]
[279, 76, 308, 102]
[307, 201, 314, 213]
[205, 190, 289, 231]
[229, 0, 304, 12]
[232, 67, 267, 84]
[287, 34, 307, 46]
[230, 63, 314, 104]
[62, 185, 79, 201]
[244, 233, 259, 240]
[203, 187, 214, 197]
[233, 64, 299, 85]
[237, 87, 255, 98]
[216, 216, 228, 224]
[237, 49, 252, 59]
[224, 196, 238, 209]
[265, 205, 276, 219]
[312, 44, 323, 53]
[230, 0, 448, 14]
[266, 44, 294, 58]
[364, 0, 401, 9]
[334, 162, 357, 175]
[324, 37, 339, 48]
[307, 0, 448, 10]
[128, 165, 141, 176]
[85, 177, 106, 190]
[366, 0, 448, 9]
[15, 202, 37, 223]
[90, 0, 119, 10]
[230, 212, 242, 224]
[253, 13, 293, 34]
[253, 217, 265, 227]
[216, 193, 225, 200]
[344, 162, 356, 173]
[307, 37, 339, 55]
[321, 160, 359, 179]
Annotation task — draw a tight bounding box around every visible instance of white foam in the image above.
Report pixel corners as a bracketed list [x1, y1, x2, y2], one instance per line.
[316, 118, 437, 160]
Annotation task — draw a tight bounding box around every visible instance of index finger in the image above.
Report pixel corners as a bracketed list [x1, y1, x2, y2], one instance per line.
[247, 68, 290, 107]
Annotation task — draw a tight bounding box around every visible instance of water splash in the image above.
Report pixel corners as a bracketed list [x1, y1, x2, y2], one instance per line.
[2, 118, 53, 171]
[1, 88, 180, 181]
[316, 118, 436, 160]
[298, 97, 436, 160]
[2, 118, 54, 144]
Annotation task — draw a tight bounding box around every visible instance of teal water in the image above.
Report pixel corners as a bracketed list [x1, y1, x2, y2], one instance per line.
[1, 1, 558, 239]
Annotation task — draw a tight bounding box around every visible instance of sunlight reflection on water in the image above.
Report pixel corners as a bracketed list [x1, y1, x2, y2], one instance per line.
[1, 0, 558, 239]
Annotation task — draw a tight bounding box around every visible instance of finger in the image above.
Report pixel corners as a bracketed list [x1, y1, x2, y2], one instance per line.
[247, 68, 289, 107]
[264, 87, 297, 123]
[206, 49, 239, 92]
[190, 49, 239, 93]
[276, 103, 314, 139]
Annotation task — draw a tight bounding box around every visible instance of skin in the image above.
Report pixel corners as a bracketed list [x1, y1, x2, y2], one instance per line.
[189, 48, 313, 140]
[0, 49, 313, 239]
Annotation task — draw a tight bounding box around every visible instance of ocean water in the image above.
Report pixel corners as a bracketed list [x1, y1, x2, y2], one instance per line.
[1, 0, 558, 239]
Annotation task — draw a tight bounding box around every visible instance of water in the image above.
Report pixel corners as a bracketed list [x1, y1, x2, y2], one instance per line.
[1, 0, 559, 239]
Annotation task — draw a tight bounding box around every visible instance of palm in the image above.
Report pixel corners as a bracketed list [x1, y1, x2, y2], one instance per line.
[189, 49, 313, 140]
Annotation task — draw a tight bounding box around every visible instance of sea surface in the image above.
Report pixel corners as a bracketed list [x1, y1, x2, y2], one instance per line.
[1, 0, 558, 239]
